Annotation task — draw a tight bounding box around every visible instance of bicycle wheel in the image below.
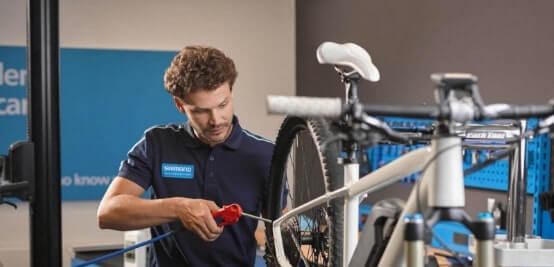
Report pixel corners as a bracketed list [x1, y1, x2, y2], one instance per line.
[263, 116, 344, 267]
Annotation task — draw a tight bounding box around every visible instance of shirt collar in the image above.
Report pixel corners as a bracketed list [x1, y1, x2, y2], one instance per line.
[182, 116, 242, 150]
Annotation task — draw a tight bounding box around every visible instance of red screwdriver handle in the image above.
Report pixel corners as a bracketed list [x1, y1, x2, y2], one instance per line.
[211, 203, 243, 226]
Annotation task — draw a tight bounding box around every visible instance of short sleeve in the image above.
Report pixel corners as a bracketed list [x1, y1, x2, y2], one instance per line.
[118, 135, 153, 190]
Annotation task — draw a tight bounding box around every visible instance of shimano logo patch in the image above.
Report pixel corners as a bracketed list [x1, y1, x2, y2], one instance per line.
[161, 163, 194, 179]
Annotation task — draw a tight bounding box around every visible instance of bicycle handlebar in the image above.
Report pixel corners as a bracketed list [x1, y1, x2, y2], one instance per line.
[357, 104, 446, 119]
[266, 95, 343, 118]
[488, 104, 554, 119]
[267, 95, 554, 122]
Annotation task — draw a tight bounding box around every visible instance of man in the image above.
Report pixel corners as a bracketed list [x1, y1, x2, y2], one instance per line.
[97, 46, 274, 266]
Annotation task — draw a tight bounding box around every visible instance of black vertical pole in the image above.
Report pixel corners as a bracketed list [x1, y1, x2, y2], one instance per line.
[26, 0, 62, 266]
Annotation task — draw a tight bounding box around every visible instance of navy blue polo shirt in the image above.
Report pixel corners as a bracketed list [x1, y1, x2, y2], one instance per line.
[118, 116, 274, 267]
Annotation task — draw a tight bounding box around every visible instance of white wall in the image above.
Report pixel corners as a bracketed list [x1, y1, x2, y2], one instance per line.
[0, 0, 295, 266]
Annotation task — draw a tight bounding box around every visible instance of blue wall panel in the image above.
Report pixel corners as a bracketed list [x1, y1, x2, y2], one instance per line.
[1, 46, 184, 200]
[366, 117, 553, 238]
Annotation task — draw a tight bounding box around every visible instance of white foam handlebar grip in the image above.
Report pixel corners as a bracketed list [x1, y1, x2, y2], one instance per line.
[266, 95, 342, 118]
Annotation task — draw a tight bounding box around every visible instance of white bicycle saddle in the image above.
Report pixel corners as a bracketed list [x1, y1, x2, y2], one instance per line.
[316, 42, 380, 82]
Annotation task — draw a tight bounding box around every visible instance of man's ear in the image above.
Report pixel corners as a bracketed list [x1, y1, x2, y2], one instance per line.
[173, 97, 185, 113]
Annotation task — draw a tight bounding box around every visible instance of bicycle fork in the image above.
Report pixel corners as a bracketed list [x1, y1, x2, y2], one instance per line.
[402, 210, 495, 267]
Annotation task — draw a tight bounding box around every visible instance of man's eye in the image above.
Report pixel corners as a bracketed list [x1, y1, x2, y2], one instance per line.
[219, 102, 227, 108]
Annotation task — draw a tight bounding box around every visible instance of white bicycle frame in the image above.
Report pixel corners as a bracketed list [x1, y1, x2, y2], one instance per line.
[268, 42, 500, 267]
[272, 135, 472, 267]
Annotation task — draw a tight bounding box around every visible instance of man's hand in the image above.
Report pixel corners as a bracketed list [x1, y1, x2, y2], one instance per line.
[176, 198, 223, 241]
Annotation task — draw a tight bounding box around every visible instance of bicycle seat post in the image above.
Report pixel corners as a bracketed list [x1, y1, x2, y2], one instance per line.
[342, 72, 360, 105]
[341, 71, 361, 161]
[337, 67, 363, 266]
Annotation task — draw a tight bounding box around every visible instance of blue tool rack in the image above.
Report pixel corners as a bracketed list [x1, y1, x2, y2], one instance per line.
[366, 117, 553, 238]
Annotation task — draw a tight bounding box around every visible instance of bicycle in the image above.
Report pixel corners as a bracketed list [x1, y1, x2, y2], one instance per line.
[261, 42, 554, 267]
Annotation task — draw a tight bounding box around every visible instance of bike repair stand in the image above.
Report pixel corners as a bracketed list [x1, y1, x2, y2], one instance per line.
[493, 113, 554, 266]
[506, 120, 529, 244]
[460, 103, 554, 266]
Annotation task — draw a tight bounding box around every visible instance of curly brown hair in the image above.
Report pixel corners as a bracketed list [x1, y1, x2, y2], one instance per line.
[164, 46, 238, 99]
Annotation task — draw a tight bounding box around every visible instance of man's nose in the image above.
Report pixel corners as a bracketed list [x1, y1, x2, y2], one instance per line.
[209, 109, 221, 126]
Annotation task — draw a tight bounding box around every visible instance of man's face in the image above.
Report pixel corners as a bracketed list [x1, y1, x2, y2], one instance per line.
[175, 82, 234, 146]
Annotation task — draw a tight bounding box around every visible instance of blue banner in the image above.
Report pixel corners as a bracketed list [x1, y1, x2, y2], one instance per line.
[1, 46, 185, 200]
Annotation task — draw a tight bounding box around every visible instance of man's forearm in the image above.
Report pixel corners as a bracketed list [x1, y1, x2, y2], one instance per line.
[97, 195, 178, 230]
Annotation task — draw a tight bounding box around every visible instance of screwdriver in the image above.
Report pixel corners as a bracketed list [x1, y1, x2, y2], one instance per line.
[211, 203, 272, 226]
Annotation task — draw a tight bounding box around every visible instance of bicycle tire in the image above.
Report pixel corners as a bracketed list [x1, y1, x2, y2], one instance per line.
[263, 116, 344, 267]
